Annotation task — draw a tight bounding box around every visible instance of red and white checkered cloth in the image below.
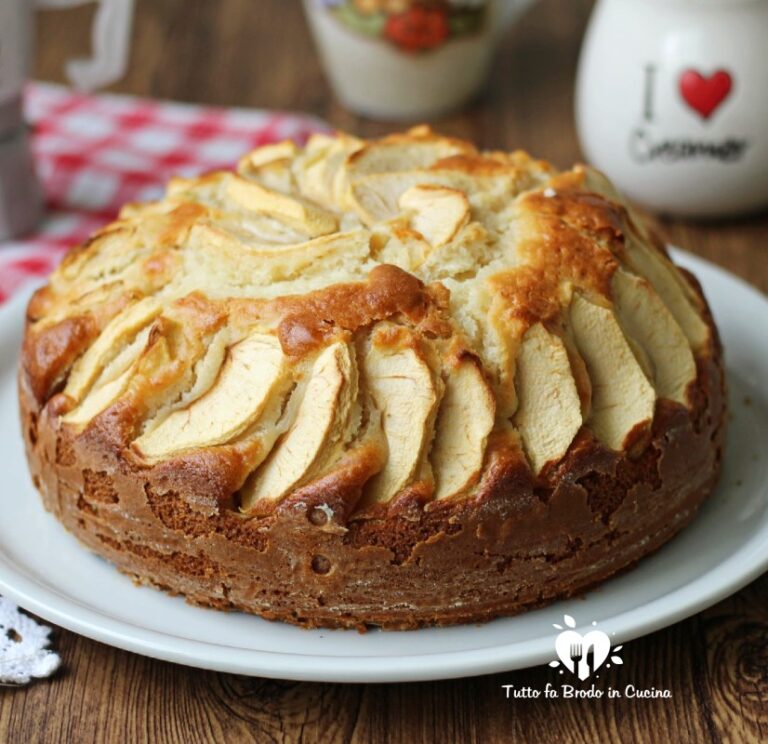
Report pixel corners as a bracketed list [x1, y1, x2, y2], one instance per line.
[0, 82, 328, 305]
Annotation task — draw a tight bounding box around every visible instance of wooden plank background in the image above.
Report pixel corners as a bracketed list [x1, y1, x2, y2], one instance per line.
[1, 1, 765, 741]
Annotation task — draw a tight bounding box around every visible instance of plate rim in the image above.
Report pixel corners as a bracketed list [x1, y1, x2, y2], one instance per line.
[0, 251, 766, 683]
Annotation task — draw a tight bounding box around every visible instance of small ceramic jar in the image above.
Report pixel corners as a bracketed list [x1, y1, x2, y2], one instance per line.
[303, 0, 536, 121]
[576, 0, 768, 218]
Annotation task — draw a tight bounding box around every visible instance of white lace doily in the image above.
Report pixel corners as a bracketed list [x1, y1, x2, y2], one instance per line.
[0, 597, 61, 685]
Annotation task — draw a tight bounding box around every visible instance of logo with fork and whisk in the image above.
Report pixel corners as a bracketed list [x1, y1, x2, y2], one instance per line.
[548, 615, 624, 681]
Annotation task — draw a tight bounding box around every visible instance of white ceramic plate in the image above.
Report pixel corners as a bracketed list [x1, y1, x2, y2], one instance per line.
[0, 250, 766, 683]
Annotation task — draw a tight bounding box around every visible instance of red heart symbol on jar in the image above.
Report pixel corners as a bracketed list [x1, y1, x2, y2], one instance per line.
[679, 69, 733, 120]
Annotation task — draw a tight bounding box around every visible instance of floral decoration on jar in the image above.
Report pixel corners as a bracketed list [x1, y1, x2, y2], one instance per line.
[316, 0, 487, 52]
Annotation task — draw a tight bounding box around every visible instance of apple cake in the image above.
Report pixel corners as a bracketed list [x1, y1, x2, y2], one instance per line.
[19, 126, 725, 630]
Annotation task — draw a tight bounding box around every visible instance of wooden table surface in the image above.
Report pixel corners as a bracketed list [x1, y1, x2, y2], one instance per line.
[3, 1, 765, 742]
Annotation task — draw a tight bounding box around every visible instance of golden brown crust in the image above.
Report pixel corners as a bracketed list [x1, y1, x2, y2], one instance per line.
[23, 314, 98, 403]
[275, 264, 450, 357]
[18, 126, 726, 629]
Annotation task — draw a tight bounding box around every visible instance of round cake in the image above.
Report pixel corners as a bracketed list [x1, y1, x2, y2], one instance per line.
[19, 127, 725, 630]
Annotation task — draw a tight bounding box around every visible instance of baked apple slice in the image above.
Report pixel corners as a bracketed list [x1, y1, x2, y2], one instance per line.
[64, 296, 161, 404]
[569, 294, 656, 450]
[612, 268, 697, 404]
[226, 175, 338, 238]
[399, 184, 470, 249]
[513, 323, 583, 474]
[133, 332, 287, 458]
[240, 341, 357, 508]
[345, 132, 472, 180]
[361, 333, 440, 505]
[623, 239, 710, 352]
[431, 358, 495, 499]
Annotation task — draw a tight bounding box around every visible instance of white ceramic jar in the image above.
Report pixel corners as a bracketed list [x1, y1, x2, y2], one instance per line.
[303, 0, 536, 121]
[576, 0, 768, 218]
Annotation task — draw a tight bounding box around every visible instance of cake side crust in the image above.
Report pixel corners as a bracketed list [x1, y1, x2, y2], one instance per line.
[19, 289, 725, 630]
